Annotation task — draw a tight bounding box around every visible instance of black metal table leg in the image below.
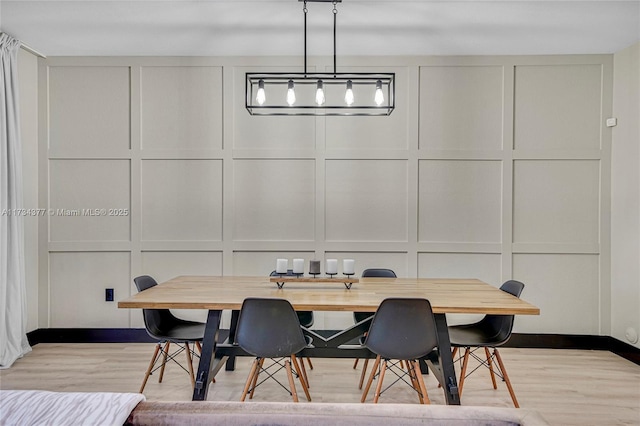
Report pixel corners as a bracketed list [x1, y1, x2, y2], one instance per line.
[225, 309, 240, 371]
[418, 358, 429, 374]
[433, 313, 460, 405]
[192, 309, 222, 401]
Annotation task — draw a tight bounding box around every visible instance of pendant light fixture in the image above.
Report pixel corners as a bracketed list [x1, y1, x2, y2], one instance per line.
[246, 0, 395, 116]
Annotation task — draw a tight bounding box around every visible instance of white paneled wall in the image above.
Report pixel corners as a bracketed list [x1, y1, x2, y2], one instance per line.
[49, 160, 131, 242]
[513, 64, 603, 151]
[140, 66, 223, 151]
[325, 160, 408, 242]
[611, 42, 640, 349]
[418, 160, 502, 243]
[140, 159, 223, 241]
[233, 160, 316, 241]
[419, 65, 504, 151]
[49, 66, 130, 153]
[49, 251, 131, 327]
[512, 160, 600, 246]
[39, 55, 613, 334]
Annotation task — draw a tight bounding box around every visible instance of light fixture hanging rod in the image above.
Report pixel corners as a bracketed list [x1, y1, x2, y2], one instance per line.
[299, 0, 342, 76]
[304, 0, 307, 75]
[333, 0, 337, 76]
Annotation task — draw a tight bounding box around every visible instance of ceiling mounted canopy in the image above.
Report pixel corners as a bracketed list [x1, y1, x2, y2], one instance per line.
[246, 0, 395, 116]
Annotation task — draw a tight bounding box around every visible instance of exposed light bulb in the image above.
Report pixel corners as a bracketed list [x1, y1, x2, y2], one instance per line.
[256, 79, 266, 105]
[315, 80, 325, 106]
[374, 80, 384, 106]
[344, 80, 354, 106]
[287, 80, 296, 106]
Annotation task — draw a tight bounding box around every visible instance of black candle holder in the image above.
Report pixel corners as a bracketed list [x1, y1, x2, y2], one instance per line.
[275, 272, 287, 289]
[326, 272, 337, 278]
[309, 272, 320, 278]
[343, 272, 354, 279]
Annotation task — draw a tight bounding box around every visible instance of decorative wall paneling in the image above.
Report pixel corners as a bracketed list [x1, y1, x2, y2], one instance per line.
[611, 43, 640, 349]
[39, 55, 612, 333]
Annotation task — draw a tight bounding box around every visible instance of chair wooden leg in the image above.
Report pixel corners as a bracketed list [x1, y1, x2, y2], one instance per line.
[285, 359, 299, 402]
[413, 360, 430, 404]
[493, 348, 519, 408]
[361, 355, 381, 402]
[249, 358, 265, 399]
[485, 347, 498, 389]
[185, 342, 196, 389]
[139, 343, 162, 393]
[372, 359, 388, 403]
[358, 357, 369, 389]
[407, 359, 423, 404]
[305, 357, 314, 370]
[458, 347, 470, 397]
[298, 355, 310, 389]
[291, 355, 312, 401]
[158, 342, 170, 383]
[353, 358, 359, 369]
[241, 358, 260, 401]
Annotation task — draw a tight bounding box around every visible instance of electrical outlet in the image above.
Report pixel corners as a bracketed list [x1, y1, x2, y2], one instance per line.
[105, 288, 114, 302]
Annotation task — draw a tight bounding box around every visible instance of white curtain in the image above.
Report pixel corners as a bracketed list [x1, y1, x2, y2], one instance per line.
[0, 33, 31, 369]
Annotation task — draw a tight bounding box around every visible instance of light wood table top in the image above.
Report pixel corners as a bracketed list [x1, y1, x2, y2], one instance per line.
[118, 275, 540, 316]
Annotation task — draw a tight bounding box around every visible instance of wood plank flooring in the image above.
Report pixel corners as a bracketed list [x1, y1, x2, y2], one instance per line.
[1, 344, 639, 425]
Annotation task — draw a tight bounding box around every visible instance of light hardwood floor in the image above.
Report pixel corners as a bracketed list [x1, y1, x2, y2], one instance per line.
[1, 344, 638, 425]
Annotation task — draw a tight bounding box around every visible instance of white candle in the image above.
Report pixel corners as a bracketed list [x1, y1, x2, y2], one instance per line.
[343, 259, 355, 275]
[276, 258, 288, 274]
[293, 258, 304, 274]
[326, 259, 338, 275]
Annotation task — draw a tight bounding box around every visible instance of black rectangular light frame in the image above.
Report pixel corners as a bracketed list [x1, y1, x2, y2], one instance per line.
[246, 72, 395, 116]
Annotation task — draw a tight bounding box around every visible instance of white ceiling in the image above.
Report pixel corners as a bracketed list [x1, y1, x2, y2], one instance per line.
[1, 0, 639, 57]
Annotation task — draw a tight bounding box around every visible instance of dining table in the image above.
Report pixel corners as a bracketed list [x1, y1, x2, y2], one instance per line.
[118, 275, 540, 404]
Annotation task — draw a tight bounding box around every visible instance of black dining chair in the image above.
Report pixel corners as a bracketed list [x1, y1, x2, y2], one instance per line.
[447, 280, 525, 408]
[133, 275, 206, 393]
[353, 268, 397, 389]
[236, 298, 312, 402]
[270, 270, 315, 372]
[361, 298, 438, 404]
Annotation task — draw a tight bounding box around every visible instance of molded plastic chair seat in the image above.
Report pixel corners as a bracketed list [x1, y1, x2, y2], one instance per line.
[149, 323, 204, 342]
[448, 324, 509, 347]
[134, 275, 206, 394]
[447, 280, 525, 408]
[361, 298, 437, 404]
[237, 297, 312, 403]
